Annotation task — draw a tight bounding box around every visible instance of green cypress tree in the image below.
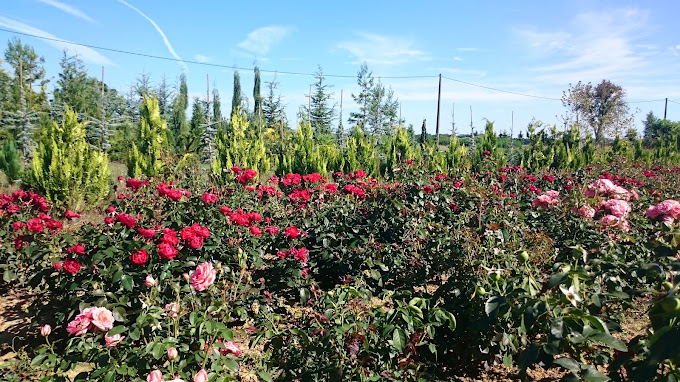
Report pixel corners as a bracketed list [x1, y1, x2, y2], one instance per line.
[30, 106, 110, 210]
[127, 95, 169, 177]
[0, 139, 21, 182]
[232, 70, 242, 116]
[253, 66, 262, 124]
[170, 74, 188, 151]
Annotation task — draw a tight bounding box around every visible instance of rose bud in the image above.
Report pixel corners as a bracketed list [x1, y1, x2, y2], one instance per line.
[41, 324, 51, 336]
[167, 346, 178, 360]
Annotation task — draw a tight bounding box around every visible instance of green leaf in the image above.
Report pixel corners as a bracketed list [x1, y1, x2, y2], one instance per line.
[121, 275, 133, 291]
[257, 371, 274, 382]
[224, 358, 239, 372]
[103, 370, 115, 382]
[553, 357, 580, 371]
[581, 365, 610, 381]
[106, 326, 127, 336]
[370, 269, 381, 280]
[30, 354, 47, 366]
[391, 328, 406, 352]
[151, 342, 164, 360]
[3, 270, 16, 282]
[590, 333, 627, 352]
[300, 288, 311, 305]
[129, 327, 140, 341]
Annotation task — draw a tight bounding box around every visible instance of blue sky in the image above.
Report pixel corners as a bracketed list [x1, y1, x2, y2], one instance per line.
[1, 0, 679, 136]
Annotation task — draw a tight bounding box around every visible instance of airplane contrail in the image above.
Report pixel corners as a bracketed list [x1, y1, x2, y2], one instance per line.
[116, 0, 187, 71]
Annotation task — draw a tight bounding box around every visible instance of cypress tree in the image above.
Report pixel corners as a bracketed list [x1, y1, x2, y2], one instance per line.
[419, 119, 427, 146]
[232, 70, 242, 116]
[253, 66, 262, 123]
[127, 95, 169, 177]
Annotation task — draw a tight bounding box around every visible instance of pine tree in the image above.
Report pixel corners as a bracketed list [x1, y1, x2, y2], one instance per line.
[156, 74, 174, 121]
[232, 70, 242, 116]
[187, 98, 207, 154]
[349, 62, 374, 128]
[3, 38, 48, 112]
[30, 106, 110, 210]
[305, 66, 336, 142]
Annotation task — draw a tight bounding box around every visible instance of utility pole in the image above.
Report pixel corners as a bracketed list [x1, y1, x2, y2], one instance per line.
[510, 111, 514, 160]
[451, 102, 455, 137]
[665, 98, 668, 120]
[470, 105, 475, 151]
[436, 73, 442, 146]
[206, 74, 211, 127]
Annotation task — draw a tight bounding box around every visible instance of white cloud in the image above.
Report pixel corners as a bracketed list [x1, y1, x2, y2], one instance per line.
[238, 26, 294, 56]
[0, 16, 112, 65]
[194, 54, 210, 63]
[337, 32, 429, 65]
[516, 8, 656, 84]
[117, 0, 186, 71]
[453, 56, 463, 61]
[37, 0, 95, 23]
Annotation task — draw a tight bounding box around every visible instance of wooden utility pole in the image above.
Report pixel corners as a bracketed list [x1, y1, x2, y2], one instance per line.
[665, 98, 668, 120]
[206, 74, 211, 127]
[470, 105, 475, 150]
[376, 77, 382, 138]
[451, 102, 455, 137]
[436, 73, 442, 146]
[307, 85, 312, 124]
[510, 111, 515, 159]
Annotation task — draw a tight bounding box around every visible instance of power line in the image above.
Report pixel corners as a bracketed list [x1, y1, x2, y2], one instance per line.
[441, 75, 562, 101]
[0, 27, 674, 105]
[628, 99, 666, 104]
[0, 27, 435, 79]
[669, 100, 680, 105]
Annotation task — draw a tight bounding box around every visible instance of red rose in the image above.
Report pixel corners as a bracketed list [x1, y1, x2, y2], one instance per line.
[27, 218, 44, 233]
[130, 249, 149, 265]
[12, 221, 24, 231]
[115, 213, 137, 229]
[106, 206, 116, 213]
[264, 226, 279, 235]
[220, 206, 232, 215]
[285, 226, 300, 239]
[191, 224, 210, 239]
[188, 236, 204, 249]
[67, 244, 86, 255]
[250, 226, 262, 236]
[161, 228, 180, 245]
[104, 217, 114, 225]
[138, 227, 156, 239]
[64, 210, 80, 219]
[62, 258, 81, 275]
[45, 220, 63, 231]
[157, 242, 178, 260]
[202, 193, 219, 204]
[53, 262, 62, 270]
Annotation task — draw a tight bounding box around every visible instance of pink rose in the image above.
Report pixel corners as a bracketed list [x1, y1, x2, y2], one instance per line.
[41, 324, 51, 336]
[601, 199, 631, 218]
[647, 206, 661, 219]
[658, 200, 680, 218]
[546, 190, 560, 198]
[90, 307, 115, 331]
[194, 370, 208, 382]
[165, 303, 179, 318]
[578, 205, 595, 219]
[167, 347, 178, 360]
[223, 341, 241, 357]
[191, 262, 216, 292]
[147, 370, 164, 382]
[105, 333, 124, 347]
[66, 316, 90, 336]
[145, 275, 156, 287]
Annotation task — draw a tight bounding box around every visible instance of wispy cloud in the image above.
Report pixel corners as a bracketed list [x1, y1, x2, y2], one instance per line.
[337, 32, 429, 65]
[0, 16, 111, 65]
[238, 25, 294, 56]
[37, 0, 95, 23]
[194, 54, 210, 63]
[116, 0, 186, 71]
[515, 8, 659, 84]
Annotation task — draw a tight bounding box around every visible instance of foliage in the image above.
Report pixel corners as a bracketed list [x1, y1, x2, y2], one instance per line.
[127, 95, 170, 178]
[0, 138, 21, 182]
[29, 106, 110, 210]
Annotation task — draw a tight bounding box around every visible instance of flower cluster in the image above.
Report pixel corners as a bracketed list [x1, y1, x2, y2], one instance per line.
[532, 190, 559, 209]
[647, 199, 680, 223]
[180, 224, 210, 249]
[66, 306, 115, 336]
